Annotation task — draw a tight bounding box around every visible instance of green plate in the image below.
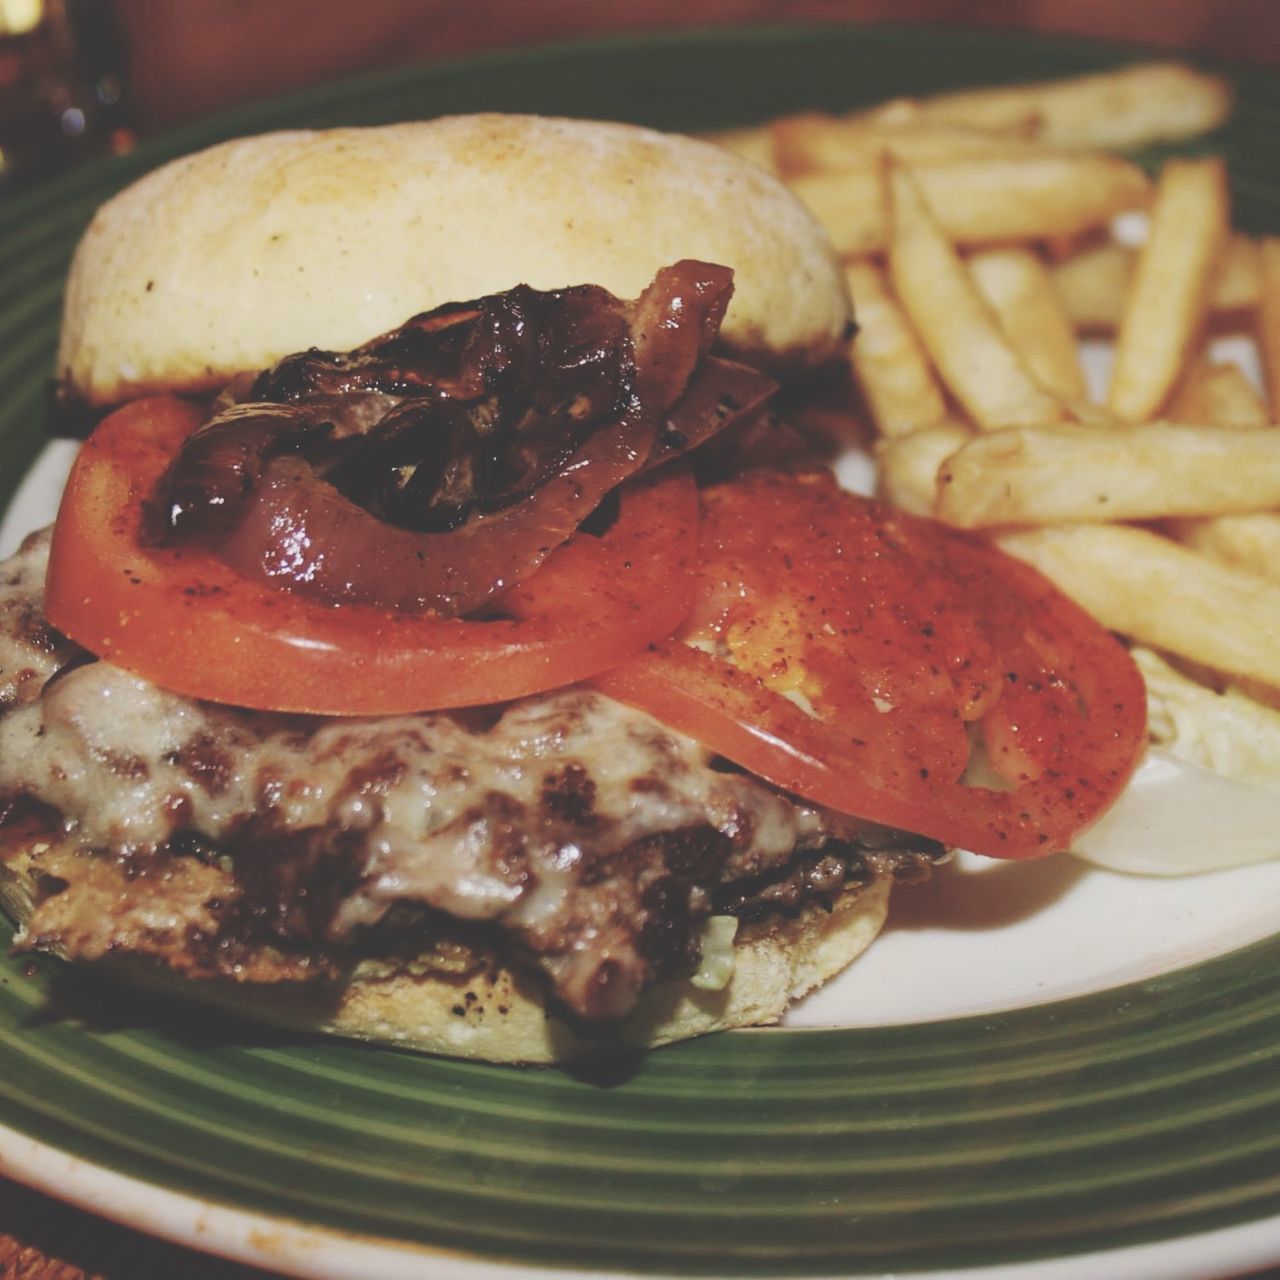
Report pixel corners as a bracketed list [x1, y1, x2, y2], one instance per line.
[2, 25, 1279, 1279]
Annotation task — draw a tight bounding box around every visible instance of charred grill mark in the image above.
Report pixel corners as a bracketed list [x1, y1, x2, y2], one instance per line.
[180, 921, 344, 983]
[165, 732, 235, 796]
[225, 822, 369, 948]
[166, 827, 224, 865]
[539, 825, 733, 1016]
[629, 775, 668, 797]
[0, 794, 61, 837]
[343, 749, 410, 798]
[16, 607, 67, 656]
[656, 825, 730, 883]
[468, 793, 536, 893]
[96, 749, 151, 781]
[713, 841, 874, 921]
[637, 875, 701, 979]
[541, 762, 596, 824]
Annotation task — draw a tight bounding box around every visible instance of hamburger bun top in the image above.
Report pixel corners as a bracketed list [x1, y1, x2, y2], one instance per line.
[57, 114, 852, 409]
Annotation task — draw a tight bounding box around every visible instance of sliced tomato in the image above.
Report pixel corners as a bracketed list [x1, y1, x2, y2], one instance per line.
[45, 397, 698, 715]
[595, 471, 1146, 858]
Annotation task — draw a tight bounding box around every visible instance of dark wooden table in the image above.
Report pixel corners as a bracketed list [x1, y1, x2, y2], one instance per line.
[3, 2, 1279, 1275]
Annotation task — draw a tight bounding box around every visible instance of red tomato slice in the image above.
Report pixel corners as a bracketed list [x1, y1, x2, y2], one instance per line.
[45, 397, 698, 715]
[595, 471, 1146, 859]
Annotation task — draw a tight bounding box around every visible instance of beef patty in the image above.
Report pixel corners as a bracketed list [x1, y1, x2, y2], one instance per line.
[0, 529, 941, 1022]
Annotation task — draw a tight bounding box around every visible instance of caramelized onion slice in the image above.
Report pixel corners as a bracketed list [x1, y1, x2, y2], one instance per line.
[653, 356, 778, 462]
[631, 262, 734, 407]
[152, 262, 773, 616]
[142, 403, 321, 542]
[216, 353, 775, 614]
[215, 404, 656, 614]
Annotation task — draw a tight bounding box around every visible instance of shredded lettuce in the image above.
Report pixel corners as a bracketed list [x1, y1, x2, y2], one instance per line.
[1072, 647, 1280, 875]
[1134, 647, 1280, 785]
[690, 916, 739, 991]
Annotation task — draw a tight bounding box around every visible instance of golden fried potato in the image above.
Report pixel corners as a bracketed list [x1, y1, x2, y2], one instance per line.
[968, 247, 1087, 401]
[1107, 157, 1230, 421]
[997, 524, 1280, 691]
[787, 153, 1150, 257]
[853, 63, 1232, 151]
[875, 420, 972, 516]
[844, 259, 947, 438]
[885, 163, 1065, 431]
[937, 422, 1280, 527]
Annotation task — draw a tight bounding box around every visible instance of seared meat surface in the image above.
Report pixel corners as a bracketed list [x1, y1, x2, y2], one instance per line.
[0, 530, 938, 1021]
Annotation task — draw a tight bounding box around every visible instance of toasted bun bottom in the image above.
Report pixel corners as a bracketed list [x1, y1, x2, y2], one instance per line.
[194, 879, 891, 1064]
[0, 829, 888, 1063]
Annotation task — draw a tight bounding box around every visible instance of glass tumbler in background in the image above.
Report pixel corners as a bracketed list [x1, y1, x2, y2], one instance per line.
[0, 0, 134, 190]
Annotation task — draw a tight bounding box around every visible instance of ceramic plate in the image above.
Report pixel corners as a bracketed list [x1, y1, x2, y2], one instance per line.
[1, 24, 1279, 1280]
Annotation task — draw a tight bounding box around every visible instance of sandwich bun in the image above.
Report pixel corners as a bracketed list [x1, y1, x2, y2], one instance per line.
[57, 113, 851, 410]
[15, 115, 886, 1064]
[0, 826, 889, 1064]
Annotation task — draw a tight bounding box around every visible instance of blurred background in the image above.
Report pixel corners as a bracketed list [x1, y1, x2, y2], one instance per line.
[2, 0, 1279, 191]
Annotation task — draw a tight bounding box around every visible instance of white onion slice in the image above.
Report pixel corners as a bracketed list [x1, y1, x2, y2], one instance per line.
[1073, 749, 1280, 875]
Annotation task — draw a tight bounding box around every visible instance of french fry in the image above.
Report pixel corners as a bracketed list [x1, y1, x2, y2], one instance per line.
[808, 95, 1033, 139]
[1051, 241, 1134, 331]
[1163, 345, 1277, 578]
[843, 259, 947, 438]
[968, 247, 1087, 401]
[995, 524, 1280, 690]
[854, 63, 1232, 151]
[1260, 237, 1280, 417]
[1163, 356, 1275, 577]
[1053, 234, 1261, 331]
[775, 67, 1280, 753]
[886, 163, 1066, 432]
[1215, 234, 1264, 312]
[875, 421, 972, 516]
[785, 167, 888, 257]
[772, 116, 1036, 175]
[936, 422, 1280, 528]
[702, 122, 779, 172]
[1107, 157, 1230, 421]
[1167, 355, 1270, 428]
[916, 155, 1153, 242]
[1166, 513, 1280, 584]
[1064, 399, 1121, 428]
[788, 152, 1150, 257]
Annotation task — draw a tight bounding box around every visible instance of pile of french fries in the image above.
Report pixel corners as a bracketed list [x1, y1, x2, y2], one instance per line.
[712, 62, 1280, 703]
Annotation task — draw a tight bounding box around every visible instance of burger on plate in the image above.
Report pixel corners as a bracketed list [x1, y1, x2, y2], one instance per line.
[0, 115, 1145, 1063]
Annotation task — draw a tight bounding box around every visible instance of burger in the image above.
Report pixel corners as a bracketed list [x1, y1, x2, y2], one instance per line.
[0, 115, 1145, 1063]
